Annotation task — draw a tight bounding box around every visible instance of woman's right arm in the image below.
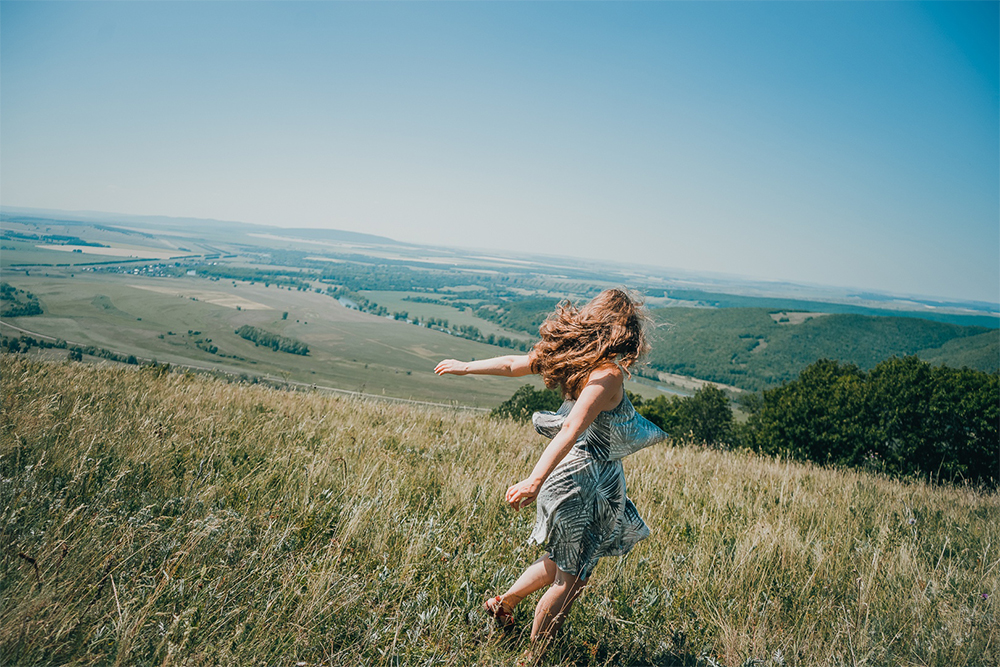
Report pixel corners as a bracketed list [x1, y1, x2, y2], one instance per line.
[434, 354, 533, 377]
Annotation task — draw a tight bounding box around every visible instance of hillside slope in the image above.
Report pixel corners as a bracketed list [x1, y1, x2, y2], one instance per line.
[1, 357, 996, 666]
[647, 308, 998, 390]
[918, 330, 1000, 371]
[445, 299, 999, 392]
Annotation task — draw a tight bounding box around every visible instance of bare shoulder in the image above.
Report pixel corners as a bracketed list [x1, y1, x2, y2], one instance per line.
[588, 362, 624, 385]
[579, 364, 625, 412]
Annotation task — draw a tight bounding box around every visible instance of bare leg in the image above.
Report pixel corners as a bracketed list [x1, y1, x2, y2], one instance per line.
[496, 555, 558, 611]
[530, 566, 589, 645]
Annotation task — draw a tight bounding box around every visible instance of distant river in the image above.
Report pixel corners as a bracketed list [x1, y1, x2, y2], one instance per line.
[657, 386, 692, 397]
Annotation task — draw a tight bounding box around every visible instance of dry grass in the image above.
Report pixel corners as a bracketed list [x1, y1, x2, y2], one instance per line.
[1, 356, 997, 666]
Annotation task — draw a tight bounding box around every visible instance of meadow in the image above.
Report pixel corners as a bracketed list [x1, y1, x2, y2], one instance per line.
[1, 271, 669, 407]
[2, 357, 996, 666]
[0, 271, 536, 406]
[356, 290, 534, 344]
[4, 212, 996, 403]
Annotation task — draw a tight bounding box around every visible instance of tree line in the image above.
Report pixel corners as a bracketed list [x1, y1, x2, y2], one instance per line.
[742, 356, 997, 486]
[1, 333, 140, 365]
[235, 326, 309, 356]
[0, 282, 42, 317]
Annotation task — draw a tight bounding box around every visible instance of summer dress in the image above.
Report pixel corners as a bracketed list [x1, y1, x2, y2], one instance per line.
[529, 393, 668, 579]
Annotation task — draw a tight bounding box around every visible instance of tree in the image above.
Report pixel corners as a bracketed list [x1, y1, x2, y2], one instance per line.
[491, 385, 563, 422]
[634, 388, 734, 445]
[744, 356, 998, 485]
[680, 385, 733, 445]
[635, 394, 685, 434]
[866, 357, 998, 483]
[747, 359, 870, 465]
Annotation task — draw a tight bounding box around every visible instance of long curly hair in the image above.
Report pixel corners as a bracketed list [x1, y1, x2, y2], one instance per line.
[530, 288, 650, 399]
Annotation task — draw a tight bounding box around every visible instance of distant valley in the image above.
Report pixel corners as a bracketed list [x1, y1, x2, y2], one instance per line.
[1, 206, 997, 404]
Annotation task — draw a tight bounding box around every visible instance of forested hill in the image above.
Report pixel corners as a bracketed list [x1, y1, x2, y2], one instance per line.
[646, 307, 999, 391]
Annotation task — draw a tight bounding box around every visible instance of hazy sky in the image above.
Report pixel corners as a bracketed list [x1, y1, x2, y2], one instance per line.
[2, 2, 998, 303]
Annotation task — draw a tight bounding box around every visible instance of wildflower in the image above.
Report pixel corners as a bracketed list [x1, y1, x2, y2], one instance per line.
[908, 517, 916, 525]
[983, 593, 990, 601]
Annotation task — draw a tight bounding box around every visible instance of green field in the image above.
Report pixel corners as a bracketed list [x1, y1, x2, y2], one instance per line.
[358, 290, 534, 342]
[2, 358, 996, 666]
[0, 218, 215, 269]
[0, 271, 666, 406]
[0, 240, 146, 268]
[3, 211, 997, 404]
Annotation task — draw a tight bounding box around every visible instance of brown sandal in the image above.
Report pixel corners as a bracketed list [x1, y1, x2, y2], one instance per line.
[483, 595, 515, 628]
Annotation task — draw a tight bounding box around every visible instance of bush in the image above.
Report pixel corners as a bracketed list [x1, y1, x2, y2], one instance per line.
[746, 357, 998, 485]
[633, 387, 733, 445]
[682, 385, 733, 444]
[235, 325, 309, 356]
[490, 385, 563, 422]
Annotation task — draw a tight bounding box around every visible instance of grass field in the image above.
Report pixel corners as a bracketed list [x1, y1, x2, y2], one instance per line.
[0, 272, 665, 407]
[358, 290, 534, 341]
[1, 240, 145, 268]
[0, 218, 217, 270]
[2, 357, 996, 666]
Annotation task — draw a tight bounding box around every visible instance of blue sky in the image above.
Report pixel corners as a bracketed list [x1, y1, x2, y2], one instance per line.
[2, 1, 997, 303]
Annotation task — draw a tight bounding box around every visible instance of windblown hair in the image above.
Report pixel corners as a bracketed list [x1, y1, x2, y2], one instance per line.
[530, 288, 650, 399]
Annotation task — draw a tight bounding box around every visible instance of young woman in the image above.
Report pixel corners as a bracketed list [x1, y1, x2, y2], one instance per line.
[435, 288, 667, 651]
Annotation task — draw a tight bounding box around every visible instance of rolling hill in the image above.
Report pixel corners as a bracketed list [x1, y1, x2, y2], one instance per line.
[647, 307, 999, 391]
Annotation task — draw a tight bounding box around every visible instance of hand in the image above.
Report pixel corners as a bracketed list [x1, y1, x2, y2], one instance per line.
[434, 359, 468, 376]
[505, 478, 540, 511]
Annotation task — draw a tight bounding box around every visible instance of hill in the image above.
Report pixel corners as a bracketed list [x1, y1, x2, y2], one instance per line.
[460, 300, 999, 391]
[647, 308, 999, 391]
[1, 357, 996, 666]
[649, 289, 1000, 329]
[0, 206, 405, 247]
[917, 330, 1000, 371]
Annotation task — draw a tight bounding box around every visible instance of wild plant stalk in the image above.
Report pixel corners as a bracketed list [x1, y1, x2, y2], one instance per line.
[1, 356, 996, 666]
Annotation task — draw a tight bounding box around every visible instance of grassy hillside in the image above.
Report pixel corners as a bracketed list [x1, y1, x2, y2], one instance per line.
[2, 357, 996, 666]
[647, 308, 999, 391]
[0, 272, 671, 406]
[404, 297, 999, 392]
[0, 273, 541, 407]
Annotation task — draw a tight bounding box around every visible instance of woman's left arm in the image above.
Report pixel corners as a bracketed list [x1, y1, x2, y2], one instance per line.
[505, 368, 623, 510]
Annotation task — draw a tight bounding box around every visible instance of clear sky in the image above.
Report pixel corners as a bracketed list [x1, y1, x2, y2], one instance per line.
[2, 1, 997, 303]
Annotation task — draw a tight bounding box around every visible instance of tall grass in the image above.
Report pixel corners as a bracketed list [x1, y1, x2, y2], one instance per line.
[1, 356, 996, 666]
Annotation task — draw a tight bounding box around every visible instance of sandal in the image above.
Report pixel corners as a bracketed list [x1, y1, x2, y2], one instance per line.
[483, 595, 515, 628]
[517, 648, 542, 667]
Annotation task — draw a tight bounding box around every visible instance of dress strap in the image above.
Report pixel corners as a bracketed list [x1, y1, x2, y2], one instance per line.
[611, 359, 631, 379]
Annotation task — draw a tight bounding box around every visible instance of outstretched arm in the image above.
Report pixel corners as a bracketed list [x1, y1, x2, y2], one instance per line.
[505, 366, 623, 510]
[434, 354, 533, 377]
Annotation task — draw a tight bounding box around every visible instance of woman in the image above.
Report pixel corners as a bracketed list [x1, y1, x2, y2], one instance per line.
[434, 288, 667, 650]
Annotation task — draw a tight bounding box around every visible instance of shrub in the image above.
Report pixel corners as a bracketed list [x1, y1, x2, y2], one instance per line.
[746, 357, 998, 485]
[490, 384, 563, 422]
